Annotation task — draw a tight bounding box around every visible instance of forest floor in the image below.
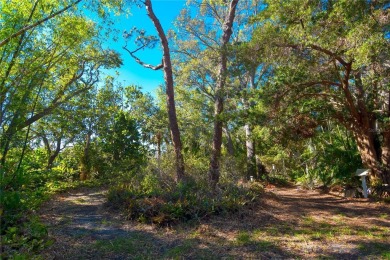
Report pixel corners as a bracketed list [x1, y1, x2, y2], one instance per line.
[37, 185, 390, 259]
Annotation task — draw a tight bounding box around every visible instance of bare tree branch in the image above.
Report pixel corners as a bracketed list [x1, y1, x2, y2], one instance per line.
[123, 45, 163, 70]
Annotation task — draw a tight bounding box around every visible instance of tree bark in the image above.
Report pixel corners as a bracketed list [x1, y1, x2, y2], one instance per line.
[144, 0, 185, 182]
[208, 0, 239, 191]
[223, 127, 235, 156]
[80, 131, 92, 181]
[243, 80, 256, 180]
[353, 128, 390, 185]
[47, 139, 62, 170]
[245, 123, 256, 180]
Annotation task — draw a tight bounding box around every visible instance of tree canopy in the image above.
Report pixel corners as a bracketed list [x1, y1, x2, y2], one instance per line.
[1, 1, 389, 257]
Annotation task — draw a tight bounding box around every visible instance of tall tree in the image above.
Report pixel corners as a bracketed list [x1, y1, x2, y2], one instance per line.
[173, 0, 242, 190]
[205, 0, 239, 190]
[252, 0, 390, 184]
[124, 0, 185, 182]
[0, 0, 122, 177]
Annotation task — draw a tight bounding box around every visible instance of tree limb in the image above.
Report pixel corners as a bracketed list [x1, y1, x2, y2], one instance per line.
[275, 43, 350, 68]
[123, 45, 163, 70]
[0, 0, 82, 48]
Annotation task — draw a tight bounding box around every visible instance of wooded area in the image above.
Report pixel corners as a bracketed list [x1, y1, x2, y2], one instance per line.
[0, 0, 389, 258]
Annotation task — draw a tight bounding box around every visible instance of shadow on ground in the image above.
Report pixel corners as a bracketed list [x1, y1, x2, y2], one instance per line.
[38, 186, 390, 259]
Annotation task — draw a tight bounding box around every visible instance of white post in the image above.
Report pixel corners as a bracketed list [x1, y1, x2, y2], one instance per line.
[356, 169, 370, 199]
[361, 176, 368, 198]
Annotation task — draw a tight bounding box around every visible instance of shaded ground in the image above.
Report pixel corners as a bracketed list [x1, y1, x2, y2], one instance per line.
[38, 186, 390, 259]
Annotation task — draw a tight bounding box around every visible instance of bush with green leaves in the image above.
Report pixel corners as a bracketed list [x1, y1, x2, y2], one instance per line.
[107, 172, 263, 226]
[1, 215, 52, 259]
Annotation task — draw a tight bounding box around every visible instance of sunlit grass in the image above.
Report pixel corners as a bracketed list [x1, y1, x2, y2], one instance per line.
[94, 234, 155, 257]
[95, 237, 136, 254]
[233, 212, 389, 259]
[235, 231, 252, 245]
[164, 240, 195, 258]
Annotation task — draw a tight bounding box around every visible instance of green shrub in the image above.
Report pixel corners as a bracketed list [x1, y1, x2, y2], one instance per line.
[106, 173, 263, 226]
[1, 216, 51, 258]
[141, 173, 162, 196]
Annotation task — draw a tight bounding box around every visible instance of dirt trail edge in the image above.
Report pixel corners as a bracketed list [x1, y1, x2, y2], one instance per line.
[38, 186, 390, 259]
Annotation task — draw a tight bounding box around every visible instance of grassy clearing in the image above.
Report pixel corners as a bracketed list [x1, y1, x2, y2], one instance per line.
[98, 191, 390, 259]
[35, 186, 390, 259]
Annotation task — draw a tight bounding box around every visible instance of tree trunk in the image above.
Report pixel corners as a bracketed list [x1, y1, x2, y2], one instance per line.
[256, 155, 268, 181]
[354, 129, 390, 185]
[144, 0, 185, 182]
[80, 131, 92, 181]
[156, 132, 162, 161]
[210, 96, 224, 190]
[223, 127, 235, 156]
[208, 0, 239, 192]
[47, 137, 62, 170]
[156, 132, 162, 176]
[381, 130, 390, 179]
[245, 123, 256, 180]
[242, 85, 255, 180]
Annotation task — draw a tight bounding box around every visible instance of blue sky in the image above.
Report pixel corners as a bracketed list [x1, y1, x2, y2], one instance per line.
[95, 1, 187, 95]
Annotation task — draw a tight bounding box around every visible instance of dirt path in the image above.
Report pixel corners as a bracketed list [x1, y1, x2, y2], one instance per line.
[38, 186, 390, 259]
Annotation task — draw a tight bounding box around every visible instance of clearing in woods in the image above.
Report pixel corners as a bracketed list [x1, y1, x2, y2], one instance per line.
[38, 186, 390, 259]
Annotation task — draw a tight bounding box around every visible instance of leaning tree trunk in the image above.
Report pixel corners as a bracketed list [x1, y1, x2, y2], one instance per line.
[47, 139, 62, 169]
[354, 128, 390, 185]
[144, 0, 185, 182]
[208, 0, 239, 191]
[381, 130, 390, 184]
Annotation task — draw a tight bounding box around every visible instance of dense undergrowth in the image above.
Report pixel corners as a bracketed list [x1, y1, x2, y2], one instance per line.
[0, 167, 100, 259]
[0, 154, 264, 258]
[107, 173, 264, 226]
[0, 151, 386, 258]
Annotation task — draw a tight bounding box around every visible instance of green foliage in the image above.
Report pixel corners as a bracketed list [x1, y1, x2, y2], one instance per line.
[293, 125, 362, 188]
[235, 231, 252, 246]
[141, 173, 162, 196]
[250, 0, 389, 185]
[1, 0, 389, 256]
[0, 161, 100, 258]
[1, 214, 52, 259]
[107, 170, 263, 226]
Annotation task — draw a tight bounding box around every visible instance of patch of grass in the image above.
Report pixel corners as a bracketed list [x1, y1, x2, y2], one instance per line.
[95, 237, 136, 254]
[338, 226, 352, 236]
[302, 216, 315, 225]
[101, 218, 112, 225]
[94, 234, 155, 257]
[235, 231, 275, 250]
[73, 198, 87, 205]
[358, 242, 390, 257]
[382, 251, 390, 259]
[164, 240, 195, 258]
[255, 240, 274, 250]
[236, 231, 252, 245]
[332, 214, 345, 224]
[263, 226, 279, 236]
[311, 231, 325, 240]
[294, 227, 313, 236]
[379, 213, 388, 219]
